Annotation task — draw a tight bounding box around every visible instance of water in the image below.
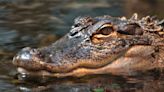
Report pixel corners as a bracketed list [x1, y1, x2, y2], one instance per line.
[0, 0, 164, 92]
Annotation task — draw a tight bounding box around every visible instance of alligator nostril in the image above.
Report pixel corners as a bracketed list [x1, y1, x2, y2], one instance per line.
[12, 48, 32, 66]
[18, 51, 32, 60]
[13, 47, 42, 64]
[13, 47, 44, 71]
[15, 47, 33, 61]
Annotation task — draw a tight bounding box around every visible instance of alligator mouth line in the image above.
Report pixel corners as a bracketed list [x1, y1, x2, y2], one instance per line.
[17, 57, 131, 78]
[17, 63, 116, 78]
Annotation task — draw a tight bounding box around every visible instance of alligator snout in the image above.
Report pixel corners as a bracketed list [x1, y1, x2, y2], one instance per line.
[13, 47, 44, 71]
[13, 47, 34, 63]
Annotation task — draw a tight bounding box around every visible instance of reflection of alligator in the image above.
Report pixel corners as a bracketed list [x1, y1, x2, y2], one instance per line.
[13, 14, 164, 78]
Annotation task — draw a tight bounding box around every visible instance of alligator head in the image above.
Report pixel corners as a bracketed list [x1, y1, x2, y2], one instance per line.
[13, 14, 164, 77]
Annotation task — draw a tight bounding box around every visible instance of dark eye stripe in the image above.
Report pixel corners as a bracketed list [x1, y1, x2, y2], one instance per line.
[70, 31, 78, 36]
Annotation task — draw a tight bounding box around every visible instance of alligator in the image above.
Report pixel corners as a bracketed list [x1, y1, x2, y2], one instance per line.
[13, 14, 164, 78]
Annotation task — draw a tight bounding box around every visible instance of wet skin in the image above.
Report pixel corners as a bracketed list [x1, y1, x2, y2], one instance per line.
[13, 14, 164, 78]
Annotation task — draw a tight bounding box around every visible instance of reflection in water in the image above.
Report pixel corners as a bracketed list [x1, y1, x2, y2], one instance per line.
[0, 0, 163, 92]
[14, 73, 164, 92]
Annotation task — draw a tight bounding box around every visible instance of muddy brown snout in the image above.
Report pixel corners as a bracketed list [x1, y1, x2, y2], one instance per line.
[13, 47, 44, 70]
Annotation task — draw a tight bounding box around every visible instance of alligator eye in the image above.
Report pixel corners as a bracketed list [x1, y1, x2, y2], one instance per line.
[117, 23, 143, 35]
[96, 23, 114, 35]
[91, 23, 114, 44]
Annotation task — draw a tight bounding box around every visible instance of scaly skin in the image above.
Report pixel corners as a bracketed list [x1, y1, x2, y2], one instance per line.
[13, 14, 164, 77]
